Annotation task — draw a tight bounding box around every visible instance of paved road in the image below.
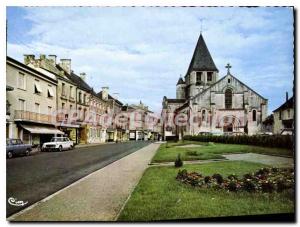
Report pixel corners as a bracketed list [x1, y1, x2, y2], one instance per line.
[6, 141, 151, 217]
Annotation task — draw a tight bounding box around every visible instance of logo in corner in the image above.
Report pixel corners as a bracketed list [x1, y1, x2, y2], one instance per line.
[8, 197, 28, 207]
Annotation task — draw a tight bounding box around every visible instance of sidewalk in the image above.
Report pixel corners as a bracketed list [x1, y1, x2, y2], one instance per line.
[9, 143, 160, 221]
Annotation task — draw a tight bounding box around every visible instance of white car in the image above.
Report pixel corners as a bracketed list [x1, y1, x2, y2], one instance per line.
[42, 137, 74, 152]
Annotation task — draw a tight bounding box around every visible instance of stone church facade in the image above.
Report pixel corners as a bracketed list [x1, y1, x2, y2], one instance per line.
[162, 33, 268, 139]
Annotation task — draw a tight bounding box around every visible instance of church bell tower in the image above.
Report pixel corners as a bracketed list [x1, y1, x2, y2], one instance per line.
[185, 33, 219, 98]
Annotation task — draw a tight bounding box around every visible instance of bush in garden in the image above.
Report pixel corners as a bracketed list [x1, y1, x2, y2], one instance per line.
[261, 181, 275, 193]
[228, 174, 238, 181]
[176, 167, 294, 194]
[176, 169, 187, 180]
[272, 167, 279, 173]
[186, 150, 198, 156]
[182, 134, 293, 149]
[243, 173, 254, 180]
[204, 176, 211, 183]
[174, 154, 183, 168]
[242, 179, 257, 192]
[228, 181, 238, 192]
[212, 173, 223, 184]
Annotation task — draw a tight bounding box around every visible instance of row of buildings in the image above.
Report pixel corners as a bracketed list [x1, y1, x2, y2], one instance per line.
[6, 55, 161, 145]
[161, 33, 294, 140]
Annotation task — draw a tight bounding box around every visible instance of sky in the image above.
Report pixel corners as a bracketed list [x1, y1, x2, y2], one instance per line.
[6, 7, 294, 114]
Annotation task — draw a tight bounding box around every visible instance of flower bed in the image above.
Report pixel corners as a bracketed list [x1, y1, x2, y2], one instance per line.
[176, 167, 294, 193]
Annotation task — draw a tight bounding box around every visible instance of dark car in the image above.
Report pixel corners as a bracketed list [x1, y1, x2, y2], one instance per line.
[6, 139, 32, 159]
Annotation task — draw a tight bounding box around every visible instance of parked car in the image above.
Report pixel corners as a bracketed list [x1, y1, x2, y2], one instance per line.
[6, 139, 32, 159]
[42, 137, 74, 152]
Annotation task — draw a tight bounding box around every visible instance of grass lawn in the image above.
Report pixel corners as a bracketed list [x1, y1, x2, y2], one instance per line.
[151, 141, 292, 163]
[118, 161, 294, 221]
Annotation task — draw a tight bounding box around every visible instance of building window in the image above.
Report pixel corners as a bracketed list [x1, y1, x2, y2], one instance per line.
[62, 83, 66, 96]
[279, 111, 282, 120]
[207, 72, 213, 82]
[228, 79, 231, 83]
[48, 85, 54, 98]
[19, 99, 25, 111]
[70, 104, 73, 110]
[225, 89, 232, 109]
[70, 86, 73, 98]
[252, 109, 256, 121]
[79, 92, 82, 103]
[202, 109, 206, 121]
[34, 80, 42, 94]
[62, 102, 65, 109]
[18, 72, 26, 90]
[83, 94, 86, 104]
[287, 109, 290, 118]
[196, 72, 202, 82]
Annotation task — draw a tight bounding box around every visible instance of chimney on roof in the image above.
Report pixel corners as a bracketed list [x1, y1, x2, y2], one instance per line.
[286, 92, 288, 102]
[60, 59, 71, 74]
[101, 87, 109, 101]
[23, 54, 35, 65]
[40, 54, 46, 60]
[79, 72, 86, 81]
[48, 55, 57, 65]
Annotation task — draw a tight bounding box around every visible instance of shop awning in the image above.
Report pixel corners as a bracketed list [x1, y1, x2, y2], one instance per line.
[20, 124, 64, 134]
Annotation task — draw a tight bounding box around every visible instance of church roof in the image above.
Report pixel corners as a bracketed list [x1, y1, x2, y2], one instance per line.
[186, 33, 218, 75]
[166, 98, 186, 103]
[176, 77, 185, 85]
[273, 96, 294, 112]
[191, 73, 267, 101]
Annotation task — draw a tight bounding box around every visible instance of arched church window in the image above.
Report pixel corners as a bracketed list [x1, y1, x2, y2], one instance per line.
[252, 110, 256, 121]
[202, 109, 206, 121]
[225, 89, 232, 109]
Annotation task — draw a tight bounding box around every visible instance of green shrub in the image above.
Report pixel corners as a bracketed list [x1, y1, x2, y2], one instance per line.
[186, 150, 198, 156]
[183, 135, 293, 149]
[243, 179, 256, 192]
[174, 154, 183, 168]
[176, 167, 294, 194]
[228, 181, 238, 192]
[212, 173, 223, 184]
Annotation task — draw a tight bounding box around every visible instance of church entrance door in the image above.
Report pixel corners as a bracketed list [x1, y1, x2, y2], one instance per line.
[223, 123, 233, 132]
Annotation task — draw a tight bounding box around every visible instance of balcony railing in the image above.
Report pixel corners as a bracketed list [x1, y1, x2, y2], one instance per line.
[14, 110, 55, 124]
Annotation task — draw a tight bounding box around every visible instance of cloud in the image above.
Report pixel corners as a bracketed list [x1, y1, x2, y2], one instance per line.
[7, 7, 294, 113]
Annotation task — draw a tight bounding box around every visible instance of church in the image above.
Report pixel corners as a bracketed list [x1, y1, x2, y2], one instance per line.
[162, 33, 268, 140]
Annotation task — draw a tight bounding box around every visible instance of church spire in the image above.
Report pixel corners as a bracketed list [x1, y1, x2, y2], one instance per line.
[176, 75, 185, 85]
[186, 33, 218, 75]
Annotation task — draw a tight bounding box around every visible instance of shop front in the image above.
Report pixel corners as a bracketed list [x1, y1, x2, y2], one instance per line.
[18, 123, 64, 146]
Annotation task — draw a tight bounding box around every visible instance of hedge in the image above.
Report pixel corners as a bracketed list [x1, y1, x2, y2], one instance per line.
[183, 134, 293, 149]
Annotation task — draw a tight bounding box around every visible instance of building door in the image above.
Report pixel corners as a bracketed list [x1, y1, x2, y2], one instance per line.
[223, 123, 233, 132]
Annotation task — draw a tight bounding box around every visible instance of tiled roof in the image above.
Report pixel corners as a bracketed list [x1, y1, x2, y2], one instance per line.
[273, 96, 294, 112]
[68, 72, 93, 92]
[176, 77, 185, 85]
[97, 91, 123, 106]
